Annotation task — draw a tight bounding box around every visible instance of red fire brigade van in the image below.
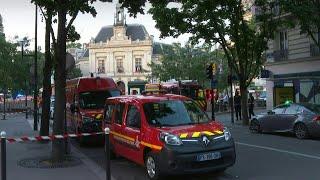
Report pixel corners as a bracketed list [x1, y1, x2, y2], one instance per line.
[104, 94, 236, 179]
[66, 77, 120, 143]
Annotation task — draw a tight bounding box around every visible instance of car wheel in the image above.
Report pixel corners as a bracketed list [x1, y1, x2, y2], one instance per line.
[294, 123, 309, 139]
[145, 152, 161, 180]
[249, 120, 261, 133]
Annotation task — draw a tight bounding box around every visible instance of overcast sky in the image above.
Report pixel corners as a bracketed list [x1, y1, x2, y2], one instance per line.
[0, 0, 190, 51]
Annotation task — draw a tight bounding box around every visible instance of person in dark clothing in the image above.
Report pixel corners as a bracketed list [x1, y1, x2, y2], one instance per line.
[248, 93, 255, 119]
[234, 90, 241, 121]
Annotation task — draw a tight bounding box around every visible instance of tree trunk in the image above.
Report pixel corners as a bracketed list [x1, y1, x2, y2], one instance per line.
[40, 10, 53, 136]
[52, 4, 67, 162]
[240, 82, 249, 125]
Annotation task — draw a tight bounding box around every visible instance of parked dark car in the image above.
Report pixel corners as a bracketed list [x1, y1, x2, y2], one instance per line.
[249, 103, 320, 139]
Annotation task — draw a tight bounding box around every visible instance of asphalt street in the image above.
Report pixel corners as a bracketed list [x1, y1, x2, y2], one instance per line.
[72, 110, 320, 180]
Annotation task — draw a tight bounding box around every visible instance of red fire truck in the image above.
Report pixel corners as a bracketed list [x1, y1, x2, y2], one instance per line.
[66, 77, 120, 143]
[145, 80, 207, 110]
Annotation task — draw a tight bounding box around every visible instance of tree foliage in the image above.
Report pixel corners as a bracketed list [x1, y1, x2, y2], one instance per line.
[122, 0, 280, 125]
[67, 67, 83, 79]
[67, 42, 82, 49]
[150, 43, 228, 90]
[0, 36, 16, 90]
[0, 36, 44, 94]
[31, 0, 112, 161]
[280, 0, 320, 47]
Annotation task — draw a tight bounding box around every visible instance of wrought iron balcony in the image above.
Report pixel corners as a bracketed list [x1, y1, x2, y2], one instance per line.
[310, 44, 320, 57]
[273, 49, 288, 61]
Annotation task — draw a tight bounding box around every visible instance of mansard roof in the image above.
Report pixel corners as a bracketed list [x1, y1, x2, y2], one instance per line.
[95, 24, 149, 43]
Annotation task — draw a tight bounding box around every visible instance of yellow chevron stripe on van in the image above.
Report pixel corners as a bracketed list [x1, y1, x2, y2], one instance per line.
[192, 132, 201, 138]
[180, 133, 188, 139]
[202, 131, 214, 136]
[214, 130, 223, 134]
[96, 114, 103, 119]
[179, 130, 224, 138]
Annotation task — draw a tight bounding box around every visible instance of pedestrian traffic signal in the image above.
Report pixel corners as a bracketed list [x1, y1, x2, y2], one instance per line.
[206, 64, 213, 79]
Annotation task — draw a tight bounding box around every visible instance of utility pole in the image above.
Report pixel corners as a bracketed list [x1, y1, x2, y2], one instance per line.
[21, 44, 28, 119]
[211, 63, 217, 120]
[33, 4, 38, 131]
[2, 88, 6, 120]
[228, 60, 235, 124]
[206, 63, 217, 120]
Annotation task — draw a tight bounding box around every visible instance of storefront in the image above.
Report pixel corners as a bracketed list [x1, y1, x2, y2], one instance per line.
[268, 71, 320, 108]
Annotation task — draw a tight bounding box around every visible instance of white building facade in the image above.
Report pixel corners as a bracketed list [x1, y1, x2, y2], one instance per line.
[265, 13, 320, 109]
[88, 4, 153, 93]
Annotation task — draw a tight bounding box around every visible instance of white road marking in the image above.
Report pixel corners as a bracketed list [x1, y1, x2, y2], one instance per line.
[236, 142, 320, 160]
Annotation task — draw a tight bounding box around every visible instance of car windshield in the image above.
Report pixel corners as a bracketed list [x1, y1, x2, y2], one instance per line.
[143, 100, 210, 127]
[302, 104, 320, 113]
[79, 90, 120, 109]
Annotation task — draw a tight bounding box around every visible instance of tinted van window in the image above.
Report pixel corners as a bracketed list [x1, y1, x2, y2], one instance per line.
[115, 103, 125, 125]
[126, 105, 141, 129]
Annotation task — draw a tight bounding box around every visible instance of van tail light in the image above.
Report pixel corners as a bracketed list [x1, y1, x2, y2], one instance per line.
[313, 116, 320, 123]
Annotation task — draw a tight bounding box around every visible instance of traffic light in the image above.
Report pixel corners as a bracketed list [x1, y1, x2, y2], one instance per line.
[212, 63, 217, 75]
[206, 64, 213, 79]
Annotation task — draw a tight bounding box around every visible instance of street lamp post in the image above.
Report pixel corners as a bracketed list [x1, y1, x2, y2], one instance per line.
[20, 43, 29, 119]
[33, 4, 39, 131]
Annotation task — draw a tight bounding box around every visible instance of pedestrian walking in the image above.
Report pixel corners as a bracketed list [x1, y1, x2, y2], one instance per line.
[248, 93, 255, 119]
[234, 90, 241, 121]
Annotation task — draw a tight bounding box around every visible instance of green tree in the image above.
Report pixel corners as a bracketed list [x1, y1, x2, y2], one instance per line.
[67, 42, 82, 49]
[67, 67, 82, 79]
[32, 0, 112, 161]
[0, 35, 16, 91]
[37, 4, 55, 137]
[123, 0, 279, 125]
[280, 0, 320, 47]
[150, 43, 228, 89]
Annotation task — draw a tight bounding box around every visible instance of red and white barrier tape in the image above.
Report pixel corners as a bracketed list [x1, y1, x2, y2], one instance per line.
[1, 111, 27, 115]
[5, 132, 104, 143]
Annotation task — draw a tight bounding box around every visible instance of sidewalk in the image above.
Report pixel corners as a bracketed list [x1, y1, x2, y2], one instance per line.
[208, 108, 267, 127]
[0, 114, 113, 180]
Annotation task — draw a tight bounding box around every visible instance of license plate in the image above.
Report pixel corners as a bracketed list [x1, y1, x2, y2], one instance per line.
[197, 152, 221, 161]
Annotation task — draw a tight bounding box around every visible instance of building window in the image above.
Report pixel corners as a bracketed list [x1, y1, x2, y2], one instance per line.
[117, 59, 124, 73]
[135, 58, 142, 72]
[279, 31, 288, 50]
[98, 59, 105, 74]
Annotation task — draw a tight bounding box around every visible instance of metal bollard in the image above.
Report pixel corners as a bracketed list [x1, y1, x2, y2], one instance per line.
[1, 131, 6, 180]
[104, 128, 111, 180]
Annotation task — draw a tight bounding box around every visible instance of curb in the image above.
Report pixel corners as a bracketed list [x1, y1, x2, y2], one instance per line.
[207, 107, 267, 116]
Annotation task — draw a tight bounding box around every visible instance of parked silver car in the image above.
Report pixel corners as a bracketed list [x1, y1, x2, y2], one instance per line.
[249, 103, 320, 139]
